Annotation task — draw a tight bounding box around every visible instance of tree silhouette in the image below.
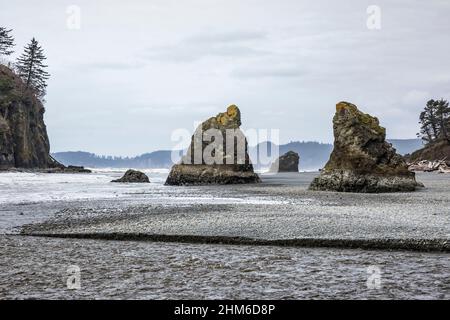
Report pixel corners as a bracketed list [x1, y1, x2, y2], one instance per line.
[16, 38, 50, 98]
[0, 27, 15, 56]
[435, 99, 450, 140]
[418, 99, 450, 143]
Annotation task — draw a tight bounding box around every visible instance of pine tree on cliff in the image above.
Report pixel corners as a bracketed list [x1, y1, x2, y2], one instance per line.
[418, 100, 439, 143]
[15, 38, 50, 98]
[435, 99, 450, 141]
[418, 99, 450, 143]
[0, 27, 14, 57]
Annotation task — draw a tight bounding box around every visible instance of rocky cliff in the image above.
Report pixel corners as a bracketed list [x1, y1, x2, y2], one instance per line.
[0, 65, 58, 169]
[309, 102, 421, 193]
[406, 139, 450, 163]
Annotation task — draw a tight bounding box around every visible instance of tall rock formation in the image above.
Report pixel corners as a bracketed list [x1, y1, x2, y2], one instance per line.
[0, 65, 59, 169]
[269, 151, 299, 172]
[165, 105, 260, 185]
[309, 101, 421, 192]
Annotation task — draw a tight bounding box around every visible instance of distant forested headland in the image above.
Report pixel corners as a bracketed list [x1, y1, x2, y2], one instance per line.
[52, 139, 423, 170]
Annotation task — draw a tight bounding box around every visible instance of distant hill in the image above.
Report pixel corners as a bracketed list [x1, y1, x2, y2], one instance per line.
[53, 139, 423, 171]
[52, 150, 175, 169]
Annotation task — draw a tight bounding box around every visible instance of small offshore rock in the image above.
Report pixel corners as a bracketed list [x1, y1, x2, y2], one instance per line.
[269, 151, 299, 172]
[64, 165, 92, 173]
[112, 169, 150, 183]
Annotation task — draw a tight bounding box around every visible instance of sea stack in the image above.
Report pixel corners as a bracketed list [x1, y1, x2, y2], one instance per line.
[309, 101, 421, 193]
[0, 65, 59, 169]
[165, 105, 260, 185]
[269, 151, 299, 172]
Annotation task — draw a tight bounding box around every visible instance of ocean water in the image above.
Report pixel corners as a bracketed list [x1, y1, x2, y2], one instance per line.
[0, 169, 288, 233]
[0, 169, 286, 206]
[0, 170, 449, 299]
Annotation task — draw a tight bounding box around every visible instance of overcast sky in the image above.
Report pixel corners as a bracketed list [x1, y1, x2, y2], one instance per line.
[1, 0, 449, 156]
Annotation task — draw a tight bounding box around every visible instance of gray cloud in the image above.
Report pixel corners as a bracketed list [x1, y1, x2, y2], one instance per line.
[1, 0, 449, 155]
[143, 30, 270, 62]
[187, 30, 268, 44]
[145, 44, 268, 62]
[231, 65, 307, 79]
[77, 61, 145, 71]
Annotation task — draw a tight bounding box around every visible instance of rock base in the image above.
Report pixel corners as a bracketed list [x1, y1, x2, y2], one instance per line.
[0, 166, 92, 173]
[63, 165, 92, 173]
[309, 170, 422, 193]
[165, 164, 261, 186]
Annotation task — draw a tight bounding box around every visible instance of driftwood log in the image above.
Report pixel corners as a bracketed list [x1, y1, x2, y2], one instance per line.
[408, 159, 450, 173]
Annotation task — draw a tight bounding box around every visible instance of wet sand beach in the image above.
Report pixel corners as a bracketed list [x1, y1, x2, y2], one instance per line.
[20, 172, 450, 251]
[1, 235, 449, 300]
[1, 170, 449, 299]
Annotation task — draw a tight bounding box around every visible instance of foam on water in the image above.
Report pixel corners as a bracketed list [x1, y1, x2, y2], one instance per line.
[0, 170, 286, 206]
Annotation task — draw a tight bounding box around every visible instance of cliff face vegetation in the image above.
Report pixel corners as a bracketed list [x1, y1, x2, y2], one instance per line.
[410, 98, 450, 162]
[0, 65, 57, 169]
[407, 139, 450, 163]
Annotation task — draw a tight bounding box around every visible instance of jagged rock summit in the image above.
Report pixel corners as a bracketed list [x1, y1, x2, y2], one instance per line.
[165, 105, 260, 185]
[269, 151, 299, 172]
[309, 101, 421, 193]
[112, 169, 150, 183]
[0, 65, 59, 169]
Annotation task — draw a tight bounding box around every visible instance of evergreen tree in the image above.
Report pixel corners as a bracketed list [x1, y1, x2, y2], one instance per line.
[15, 38, 50, 98]
[0, 27, 14, 56]
[418, 99, 450, 143]
[435, 99, 450, 140]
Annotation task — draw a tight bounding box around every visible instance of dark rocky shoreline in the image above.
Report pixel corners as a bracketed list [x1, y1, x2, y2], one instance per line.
[0, 166, 91, 173]
[22, 233, 450, 253]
